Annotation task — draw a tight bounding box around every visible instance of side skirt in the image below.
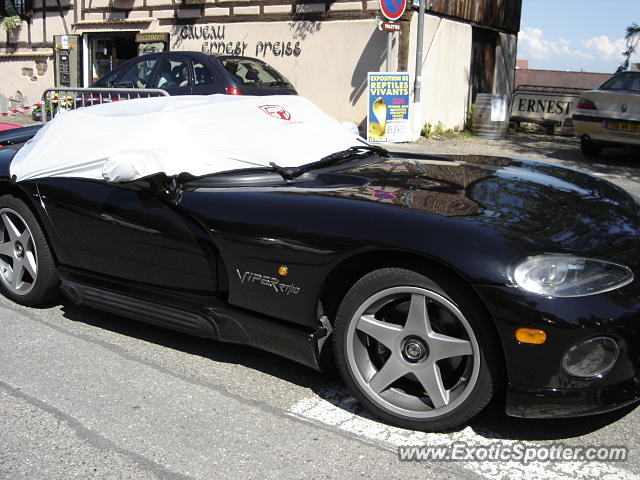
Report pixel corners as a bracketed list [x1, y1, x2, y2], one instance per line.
[58, 268, 327, 371]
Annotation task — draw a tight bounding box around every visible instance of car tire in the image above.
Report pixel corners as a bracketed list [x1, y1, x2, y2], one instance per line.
[581, 137, 602, 157]
[0, 195, 59, 306]
[334, 267, 499, 431]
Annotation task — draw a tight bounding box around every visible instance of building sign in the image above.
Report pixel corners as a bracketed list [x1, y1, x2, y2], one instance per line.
[54, 35, 80, 87]
[178, 25, 302, 59]
[135, 33, 170, 44]
[379, 0, 407, 21]
[379, 22, 401, 32]
[136, 33, 169, 56]
[367, 72, 411, 143]
[510, 88, 581, 125]
[59, 49, 70, 86]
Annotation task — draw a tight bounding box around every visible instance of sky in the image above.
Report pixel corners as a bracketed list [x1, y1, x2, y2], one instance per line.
[518, 0, 640, 73]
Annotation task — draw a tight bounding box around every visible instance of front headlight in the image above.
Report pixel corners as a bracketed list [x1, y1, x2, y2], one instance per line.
[511, 255, 634, 297]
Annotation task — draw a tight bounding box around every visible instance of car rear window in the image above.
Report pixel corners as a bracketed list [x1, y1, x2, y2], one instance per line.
[220, 59, 291, 87]
[600, 72, 640, 91]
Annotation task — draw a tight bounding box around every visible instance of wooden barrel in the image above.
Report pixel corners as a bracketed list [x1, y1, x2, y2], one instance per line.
[472, 93, 509, 140]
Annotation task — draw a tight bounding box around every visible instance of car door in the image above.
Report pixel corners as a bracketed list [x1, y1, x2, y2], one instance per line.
[114, 57, 159, 89]
[190, 58, 226, 95]
[148, 55, 193, 95]
[35, 178, 218, 293]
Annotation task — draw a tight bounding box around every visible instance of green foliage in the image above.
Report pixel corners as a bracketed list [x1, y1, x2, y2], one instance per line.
[3, 0, 18, 16]
[617, 22, 640, 73]
[2, 15, 21, 33]
[420, 122, 432, 137]
[420, 121, 467, 139]
[464, 104, 476, 131]
[32, 101, 61, 121]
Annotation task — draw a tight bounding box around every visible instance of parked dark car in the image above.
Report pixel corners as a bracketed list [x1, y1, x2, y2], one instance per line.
[91, 51, 297, 96]
[1, 97, 640, 432]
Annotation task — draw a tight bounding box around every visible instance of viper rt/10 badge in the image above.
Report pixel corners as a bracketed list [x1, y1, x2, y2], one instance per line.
[236, 269, 300, 295]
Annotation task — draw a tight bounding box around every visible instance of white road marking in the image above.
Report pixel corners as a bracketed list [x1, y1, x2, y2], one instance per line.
[288, 390, 639, 480]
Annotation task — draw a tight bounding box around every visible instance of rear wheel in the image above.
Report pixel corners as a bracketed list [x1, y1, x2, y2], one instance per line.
[334, 268, 498, 431]
[581, 136, 602, 157]
[0, 195, 59, 306]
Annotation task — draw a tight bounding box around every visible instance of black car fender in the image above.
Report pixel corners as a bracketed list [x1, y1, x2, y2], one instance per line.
[179, 188, 517, 329]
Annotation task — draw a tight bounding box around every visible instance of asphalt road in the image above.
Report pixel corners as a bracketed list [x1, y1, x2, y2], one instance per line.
[2, 134, 640, 480]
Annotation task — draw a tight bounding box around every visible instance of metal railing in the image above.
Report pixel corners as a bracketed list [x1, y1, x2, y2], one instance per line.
[39, 87, 170, 123]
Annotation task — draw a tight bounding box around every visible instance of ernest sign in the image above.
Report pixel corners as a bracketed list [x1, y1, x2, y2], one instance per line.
[510, 88, 581, 127]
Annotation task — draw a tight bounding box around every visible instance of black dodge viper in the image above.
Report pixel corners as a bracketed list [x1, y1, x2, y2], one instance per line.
[1, 120, 640, 431]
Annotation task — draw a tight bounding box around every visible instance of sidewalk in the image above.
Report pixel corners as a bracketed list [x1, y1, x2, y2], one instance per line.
[1, 112, 39, 127]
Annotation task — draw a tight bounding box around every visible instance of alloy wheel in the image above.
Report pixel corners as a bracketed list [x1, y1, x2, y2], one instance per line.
[0, 208, 38, 295]
[345, 286, 480, 418]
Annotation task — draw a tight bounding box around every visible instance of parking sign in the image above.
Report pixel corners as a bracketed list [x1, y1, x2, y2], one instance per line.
[379, 0, 407, 21]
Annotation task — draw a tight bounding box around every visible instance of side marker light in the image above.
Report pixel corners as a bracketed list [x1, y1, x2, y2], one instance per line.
[515, 328, 547, 345]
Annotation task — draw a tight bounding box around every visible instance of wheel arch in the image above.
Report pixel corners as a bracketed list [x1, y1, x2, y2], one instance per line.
[319, 250, 464, 320]
[316, 249, 507, 374]
[0, 180, 60, 265]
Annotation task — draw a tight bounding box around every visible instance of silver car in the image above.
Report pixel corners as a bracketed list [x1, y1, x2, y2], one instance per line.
[573, 71, 640, 156]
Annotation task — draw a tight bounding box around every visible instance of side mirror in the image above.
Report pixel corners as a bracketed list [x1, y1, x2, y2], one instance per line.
[101, 154, 181, 202]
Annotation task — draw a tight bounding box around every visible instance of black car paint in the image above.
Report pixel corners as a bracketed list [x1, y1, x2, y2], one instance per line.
[0, 125, 44, 147]
[1, 142, 640, 418]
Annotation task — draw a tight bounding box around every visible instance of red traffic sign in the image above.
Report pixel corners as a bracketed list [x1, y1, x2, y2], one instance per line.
[379, 21, 401, 32]
[379, 0, 406, 21]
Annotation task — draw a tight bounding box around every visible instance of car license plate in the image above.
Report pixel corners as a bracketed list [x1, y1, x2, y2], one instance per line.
[605, 120, 640, 133]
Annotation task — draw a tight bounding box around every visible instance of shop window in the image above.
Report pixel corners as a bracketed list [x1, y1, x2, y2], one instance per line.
[89, 34, 138, 83]
[2, 0, 33, 18]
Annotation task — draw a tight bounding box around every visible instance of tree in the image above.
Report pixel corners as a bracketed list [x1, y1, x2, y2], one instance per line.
[617, 23, 640, 72]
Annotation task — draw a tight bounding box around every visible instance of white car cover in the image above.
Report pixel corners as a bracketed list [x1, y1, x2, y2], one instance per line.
[10, 95, 362, 183]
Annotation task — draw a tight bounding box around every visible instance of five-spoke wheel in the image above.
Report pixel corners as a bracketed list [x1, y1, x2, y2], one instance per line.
[0, 208, 39, 295]
[0, 195, 58, 306]
[335, 268, 497, 431]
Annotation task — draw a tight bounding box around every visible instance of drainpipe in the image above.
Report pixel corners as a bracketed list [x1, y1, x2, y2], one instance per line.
[413, 0, 425, 103]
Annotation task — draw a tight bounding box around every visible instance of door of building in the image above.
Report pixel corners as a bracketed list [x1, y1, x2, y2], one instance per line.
[88, 33, 138, 84]
[470, 27, 498, 102]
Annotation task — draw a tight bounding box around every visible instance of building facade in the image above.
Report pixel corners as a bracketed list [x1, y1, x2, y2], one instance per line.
[1, 0, 521, 132]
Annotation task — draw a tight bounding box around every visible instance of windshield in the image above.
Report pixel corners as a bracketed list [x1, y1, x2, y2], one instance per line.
[91, 67, 121, 87]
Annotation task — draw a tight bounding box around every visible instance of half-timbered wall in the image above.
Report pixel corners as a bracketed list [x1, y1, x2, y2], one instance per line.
[1, 0, 521, 130]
